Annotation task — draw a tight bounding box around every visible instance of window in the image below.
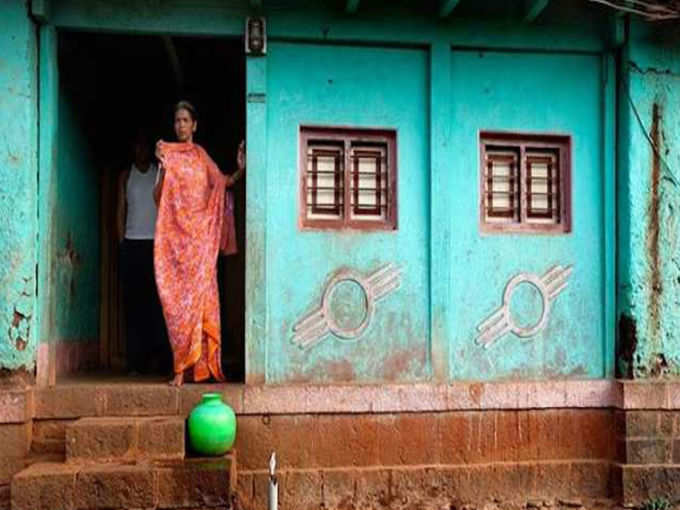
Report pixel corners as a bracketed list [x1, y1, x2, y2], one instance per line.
[300, 127, 397, 230]
[480, 132, 571, 234]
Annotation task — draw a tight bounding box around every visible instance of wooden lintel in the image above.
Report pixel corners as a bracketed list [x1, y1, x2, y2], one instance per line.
[524, 0, 550, 22]
[346, 0, 360, 14]
[31, 0, 51, 23]
[439, 0, 462, 18]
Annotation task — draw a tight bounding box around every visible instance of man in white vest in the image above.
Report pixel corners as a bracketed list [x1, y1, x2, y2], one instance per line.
[117, 132, 170, 376]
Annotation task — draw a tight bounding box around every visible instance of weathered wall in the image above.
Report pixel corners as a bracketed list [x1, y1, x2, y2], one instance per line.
[448, 50, 606, 380]
[255, 4, 613, 383]
[24, 381, 626, 508]
[617, 20, 680, 378]
[52, 90, 100, 345]
[0, 0, 620, 382]
[266, 42, 430, 383]
[0, 0, 38, 371]
[264, 39, 610, 383]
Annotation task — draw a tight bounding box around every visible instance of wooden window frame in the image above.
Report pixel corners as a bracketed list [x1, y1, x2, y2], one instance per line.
[484, 150, 520, 220]
[479, 131, 572, 234]
[300, 126, 397, 231]
[309, 145, 344, 217]
[526, 152, 559, 221]
[351, 147, 384, 217]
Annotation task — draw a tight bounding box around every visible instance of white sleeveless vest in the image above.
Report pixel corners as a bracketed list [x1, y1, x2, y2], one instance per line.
[125, 163, 158, 240]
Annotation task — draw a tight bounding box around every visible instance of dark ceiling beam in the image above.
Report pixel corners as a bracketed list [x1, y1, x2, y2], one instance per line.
[161, 36, 184, 94]
[439, 0, 462, 17]
[524, 0, 550, 22]
[346, 0, 360, 13]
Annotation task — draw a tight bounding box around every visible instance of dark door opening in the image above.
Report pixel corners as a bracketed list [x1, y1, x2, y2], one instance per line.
[56, 31, 246, 382]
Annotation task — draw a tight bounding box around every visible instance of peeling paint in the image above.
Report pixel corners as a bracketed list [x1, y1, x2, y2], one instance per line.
[0, 1, 38, 371]
[646, 102, 662, 340]
[617, 314, 637, 379]
[2, 5, 680, 383]
[618, 20, 680, 379]
[8, 305, 31, 356]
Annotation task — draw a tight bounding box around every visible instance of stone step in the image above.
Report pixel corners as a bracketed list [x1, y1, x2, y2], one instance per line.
[65, 416, 184, 464]
[11, 453, 236, 510]
[30, 438, 65, 456]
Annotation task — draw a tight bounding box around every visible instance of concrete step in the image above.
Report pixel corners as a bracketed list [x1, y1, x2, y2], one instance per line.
[11, 453, 236, 510]
[65, 416, 184, 464]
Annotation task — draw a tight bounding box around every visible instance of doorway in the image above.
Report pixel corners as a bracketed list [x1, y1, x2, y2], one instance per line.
[54, 31, 246, 382]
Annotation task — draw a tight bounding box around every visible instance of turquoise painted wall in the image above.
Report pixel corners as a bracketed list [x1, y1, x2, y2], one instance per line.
[448, 50, 606, 379]
[617, 20, 680, 378]
[10, 0, 680, 382]
[266, 42, 430, 383]
[51, 92, 100, 343]
[0, 0, 38, 371]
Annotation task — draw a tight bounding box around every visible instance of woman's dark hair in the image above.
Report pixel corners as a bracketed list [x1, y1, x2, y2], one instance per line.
[174, 100, 197, 121]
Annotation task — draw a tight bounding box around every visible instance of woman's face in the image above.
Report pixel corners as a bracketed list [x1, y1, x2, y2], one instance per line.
[174, 108, 196, 143]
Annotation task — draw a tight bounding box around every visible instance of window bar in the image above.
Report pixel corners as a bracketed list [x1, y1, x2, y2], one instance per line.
[375, 153, 382, 217]
[351, 150, 383, 216]
[547, 159, 554, 221]
[526, 156, 559, 221]
[486, 159, 495, 217]
[344, 139, 351, 223]
[334, 153, 342, 215]
[352, 152, 359, 215]
[485, 155, 518, 219]
[560, 146, 567, 226]
[553, 158, 561, 223]
[308, 149, 344, 217]
[519, 145, 527, 224]
[311, 154, 318, 212]
[511, 158, 517, 219]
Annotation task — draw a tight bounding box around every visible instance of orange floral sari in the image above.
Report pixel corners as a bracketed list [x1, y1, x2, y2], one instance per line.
[154, 142, 226, 382]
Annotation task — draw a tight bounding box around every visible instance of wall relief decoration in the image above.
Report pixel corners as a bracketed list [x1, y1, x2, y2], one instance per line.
[292, 264, 402, 350]
[476, 265, 573, 349]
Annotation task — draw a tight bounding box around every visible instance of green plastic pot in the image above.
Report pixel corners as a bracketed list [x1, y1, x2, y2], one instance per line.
[187, 393, 237, 456]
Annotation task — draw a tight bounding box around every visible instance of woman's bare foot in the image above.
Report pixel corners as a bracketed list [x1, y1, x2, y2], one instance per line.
[168, 372, 184, 387]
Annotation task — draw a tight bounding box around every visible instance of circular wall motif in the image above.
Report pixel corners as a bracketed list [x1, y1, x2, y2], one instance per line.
[502, 273, 551, 338]
[475, 265, 573, 349]
[322, 271, 375, 340]
[327, 279, 368, 331]
[292, 264, 402, 350]
[508, 281, 544, 330]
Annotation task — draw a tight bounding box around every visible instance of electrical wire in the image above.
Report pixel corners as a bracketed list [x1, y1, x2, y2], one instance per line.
[586, 0, 680, 20]
[625, 83, 679, 186]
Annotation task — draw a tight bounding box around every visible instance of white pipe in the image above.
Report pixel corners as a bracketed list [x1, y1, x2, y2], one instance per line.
[268, 452, 278, 510]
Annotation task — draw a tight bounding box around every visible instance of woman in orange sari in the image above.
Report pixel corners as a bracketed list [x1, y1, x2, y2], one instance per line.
[154, 101, 244, 386]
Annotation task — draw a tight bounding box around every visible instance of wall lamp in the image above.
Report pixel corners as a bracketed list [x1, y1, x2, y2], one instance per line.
[245, 17, 267, 55]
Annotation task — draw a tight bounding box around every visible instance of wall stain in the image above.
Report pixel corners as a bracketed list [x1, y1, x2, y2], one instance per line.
[617, 313, 637, 379]
[289, 358, 356, 383]
[646, 103, 662, 341]
[12, 310, 24, 328]
[468, 383, 483, 405]
[649, 352, 669, 378]
[381, 345, 424, 382]
[629, 60, 680, 78]
[57, 232, 82, 300]
[8, 307, 30, 353]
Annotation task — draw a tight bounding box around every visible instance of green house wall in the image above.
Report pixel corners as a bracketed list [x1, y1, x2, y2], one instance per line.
[617, 20, 680, 378]
[0, 0, 38, 370]
[0, 0, 677, 384]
